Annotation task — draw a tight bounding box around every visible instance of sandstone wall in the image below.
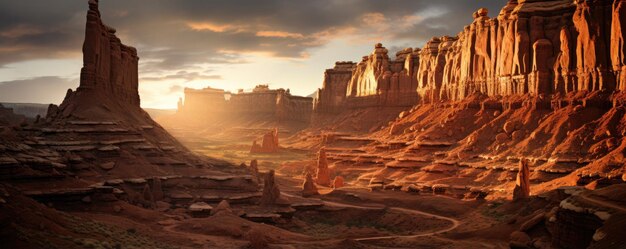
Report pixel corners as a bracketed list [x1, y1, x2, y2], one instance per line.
[79, 0, 140, 106]
[313, 62, 356, 113]
[314, 0, 626, 109]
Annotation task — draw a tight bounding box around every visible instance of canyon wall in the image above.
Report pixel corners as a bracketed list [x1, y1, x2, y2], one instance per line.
[178, 85, 312, 123]
[314, 0, 626, 110]
[314, 44, 420, 112]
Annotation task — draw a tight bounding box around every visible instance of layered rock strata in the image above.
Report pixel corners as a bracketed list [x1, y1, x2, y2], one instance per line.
[314, 0, 626, 109]
[79, 0, 139, 106]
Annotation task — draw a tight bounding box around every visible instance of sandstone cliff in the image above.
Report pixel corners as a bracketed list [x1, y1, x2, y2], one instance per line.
[47, 0, 147, 124]
[314, 0, 626, 109]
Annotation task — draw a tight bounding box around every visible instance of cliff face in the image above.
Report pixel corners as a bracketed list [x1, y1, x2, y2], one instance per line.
[426, 0, 620, 102]
[79, 0, 139, 106]
[313, 62, 356, 113]
[48, 0, 144, 124]
[314, 0, 626, 108]
[314, 44, 420, 112]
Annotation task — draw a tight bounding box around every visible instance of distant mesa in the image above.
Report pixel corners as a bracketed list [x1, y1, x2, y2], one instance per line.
[177, 84, 312, 124]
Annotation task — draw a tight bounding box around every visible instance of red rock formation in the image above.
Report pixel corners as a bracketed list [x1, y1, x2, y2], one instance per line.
[249, 159, 260, 184]
[313, 62, 356, 113]
[612, 0, 626, 90]
[314, 0, 625, 108]
[79, 0, 139, 105]
[573, 0, 614, 91]
[301, 173, 319, 197]
[317, 43, 419, 110]
[332, 176, 344, 189]
[315, 147, 331, 186]
[513, 159, 531, 200]
[250, 128, 279, 153]
[259, 169, 280, 206]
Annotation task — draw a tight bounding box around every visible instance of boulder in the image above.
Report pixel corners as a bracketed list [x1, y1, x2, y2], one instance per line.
[503, 121, 519, 134]
[332, 176, 345, 189]
[511, 130, 525, 141]
[496, 133, 509, 143]
[211, 200, 233, 216]
[510, 231, 531, 247]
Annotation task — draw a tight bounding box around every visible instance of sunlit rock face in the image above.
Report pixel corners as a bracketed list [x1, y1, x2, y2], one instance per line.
[314, 44, 420, 112]
[315, 0, 625, 109]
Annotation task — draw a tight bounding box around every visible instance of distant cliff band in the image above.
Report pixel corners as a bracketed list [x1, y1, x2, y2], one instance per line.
[177, 85, 313, 123]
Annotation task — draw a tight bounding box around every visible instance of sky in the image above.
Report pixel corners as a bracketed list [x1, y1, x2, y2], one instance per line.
[0, 0, 504, 109]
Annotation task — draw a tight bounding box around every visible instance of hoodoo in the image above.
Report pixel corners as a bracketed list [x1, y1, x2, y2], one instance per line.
[315, 147, 331, 186]
[513, 159, 531, 200]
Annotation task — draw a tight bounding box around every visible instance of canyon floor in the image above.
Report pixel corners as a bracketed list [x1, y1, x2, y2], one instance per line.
[144, 125, 537, 248]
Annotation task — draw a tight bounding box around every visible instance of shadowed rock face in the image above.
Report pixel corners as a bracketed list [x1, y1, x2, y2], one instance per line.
[46, 0, 149, 125]
[80, 0, 139, 106]
[302, 173, 319, 197]
[314, 0, 626, 109]
[260, 170, 281, 206]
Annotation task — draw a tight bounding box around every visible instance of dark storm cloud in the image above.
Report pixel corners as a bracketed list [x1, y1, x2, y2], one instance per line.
[0, 0, 506, 68]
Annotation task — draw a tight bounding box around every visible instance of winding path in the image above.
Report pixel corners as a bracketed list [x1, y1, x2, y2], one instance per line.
[281, 192, 461, 241]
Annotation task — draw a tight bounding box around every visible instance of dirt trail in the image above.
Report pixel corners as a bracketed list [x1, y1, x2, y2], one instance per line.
[281, 192, 461, 241]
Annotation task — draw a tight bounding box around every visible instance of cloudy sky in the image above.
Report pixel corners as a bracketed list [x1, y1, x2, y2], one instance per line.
[0, 0, 504, 109]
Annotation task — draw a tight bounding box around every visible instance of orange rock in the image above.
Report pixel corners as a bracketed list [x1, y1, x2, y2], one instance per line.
[496, 133, 509, 143]
[250, 128, 279, 153]
[513, 159, 531, 201]
[315, 147, 331, 186]
[332, 176, 344, 189]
